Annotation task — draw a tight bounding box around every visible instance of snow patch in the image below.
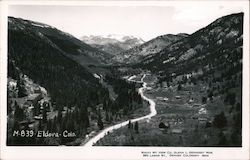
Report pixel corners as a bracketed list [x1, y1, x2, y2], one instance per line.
[82, 34, 144, 44]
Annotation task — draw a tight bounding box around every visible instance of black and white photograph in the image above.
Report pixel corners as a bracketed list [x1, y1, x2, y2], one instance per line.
[0, 0, 249, 160]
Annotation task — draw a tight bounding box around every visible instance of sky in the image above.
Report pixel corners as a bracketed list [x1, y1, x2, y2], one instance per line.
[8, 4, 243, 41]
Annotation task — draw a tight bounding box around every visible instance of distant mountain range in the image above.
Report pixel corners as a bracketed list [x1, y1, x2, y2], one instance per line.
[8, 12, 243, 75]
[81, 34, 144, 56]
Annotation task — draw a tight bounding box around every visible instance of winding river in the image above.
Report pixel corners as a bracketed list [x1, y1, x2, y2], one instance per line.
[83, 74, 157, 146]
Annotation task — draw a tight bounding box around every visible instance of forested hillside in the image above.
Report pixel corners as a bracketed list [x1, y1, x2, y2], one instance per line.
[8, 17, 113, 66]
[134, 12, 244, 146]
[7, 17, 144, 146]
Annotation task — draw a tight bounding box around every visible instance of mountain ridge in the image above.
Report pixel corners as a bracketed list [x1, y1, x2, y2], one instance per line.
[112, 33, 189, 64]
[81, 34, 144, 56]
[139, 12, 243, 74]
[8, 16, 114, 66]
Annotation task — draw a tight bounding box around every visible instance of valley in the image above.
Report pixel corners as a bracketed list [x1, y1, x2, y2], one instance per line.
[82, 74, 156, 146]
[7, 12, 243, 147]
[94, 72, 241, 146]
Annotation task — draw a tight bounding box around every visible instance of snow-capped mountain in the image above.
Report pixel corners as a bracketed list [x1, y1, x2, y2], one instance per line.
[81, 34, 145, 55]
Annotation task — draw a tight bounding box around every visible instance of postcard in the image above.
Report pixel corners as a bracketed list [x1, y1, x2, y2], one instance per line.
[0, 0, 249, 159]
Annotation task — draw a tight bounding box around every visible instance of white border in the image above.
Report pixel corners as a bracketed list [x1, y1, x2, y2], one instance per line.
[0, 1, 249, 160]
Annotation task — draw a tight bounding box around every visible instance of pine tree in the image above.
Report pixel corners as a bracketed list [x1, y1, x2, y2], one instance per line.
[105, 111, 110, 122]
[213, 111, 227, 128]
[38, 120, 42, 130]
[229, 93, 236, 106]
[47, 119, 52, 131]
[17, 78, 27, 98]
[14, 102, 24, 121]
[57, 107, 62, 124]
[128, 120, 132, 129]
[177, 84, 182, 91]
[134, 122, 139, 134]
[236, 102, 241, 112]
[208, 91, 213, 101]
[84, 112, 90, 128]
[202, 97, 207, 104]
[230, 130, 241, 146]
[98, 115, 104, 130]
[218, 131, 228, 146]
[42, 107, 47, 124]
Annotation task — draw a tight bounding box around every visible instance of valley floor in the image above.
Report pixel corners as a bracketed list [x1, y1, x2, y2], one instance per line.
[94, 73, 241, 146]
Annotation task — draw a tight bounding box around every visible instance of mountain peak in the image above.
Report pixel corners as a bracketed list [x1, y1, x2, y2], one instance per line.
[82, 34, 144, 43]
[81, 34, 145, 55]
